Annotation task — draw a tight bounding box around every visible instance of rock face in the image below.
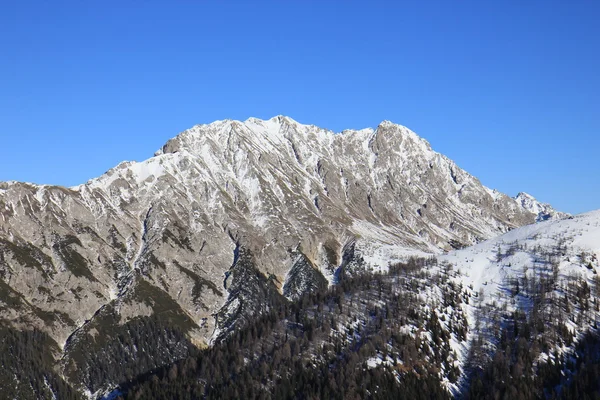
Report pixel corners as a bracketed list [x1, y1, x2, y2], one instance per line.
[0, 116, 546, 393]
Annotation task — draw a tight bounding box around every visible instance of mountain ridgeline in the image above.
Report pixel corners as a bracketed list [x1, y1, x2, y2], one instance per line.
[0, 116, 586, 399]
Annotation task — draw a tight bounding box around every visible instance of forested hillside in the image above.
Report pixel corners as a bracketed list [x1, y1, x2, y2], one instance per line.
[115, 252, 600, 399]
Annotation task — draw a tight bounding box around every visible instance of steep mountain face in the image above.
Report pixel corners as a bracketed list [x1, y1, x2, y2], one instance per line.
[0, 116, 551, 395]
[119, 209, 600, 400]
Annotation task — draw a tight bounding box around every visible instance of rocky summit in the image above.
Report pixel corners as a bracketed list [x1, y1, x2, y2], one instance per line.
[0, 116, 563, 397]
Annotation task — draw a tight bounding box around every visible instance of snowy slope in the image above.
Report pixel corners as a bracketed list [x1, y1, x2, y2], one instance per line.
[442, 210, 599, 305]
[435, 209, 600, 383]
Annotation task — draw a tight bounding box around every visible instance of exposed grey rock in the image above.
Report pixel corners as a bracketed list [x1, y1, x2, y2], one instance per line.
[0, 116, 550, 393]
[283, 250, 328, 301]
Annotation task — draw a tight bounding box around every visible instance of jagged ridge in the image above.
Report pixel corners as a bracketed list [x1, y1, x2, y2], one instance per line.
[0, 116, 562, 396]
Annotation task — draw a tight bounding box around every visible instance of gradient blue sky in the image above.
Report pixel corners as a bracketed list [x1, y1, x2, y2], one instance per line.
[1, 1, 598, 214]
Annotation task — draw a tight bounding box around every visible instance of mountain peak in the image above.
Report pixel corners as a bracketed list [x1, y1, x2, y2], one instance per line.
[266, 115, 301, 125]
[378, 120, 398, 127]
[82, 117, 543, 251]
[514, 192, 568, 222]
[0, 115, 579, 397]
[515, 191, 535, 200]
[82, 117, 553, 243]
[155, 117, 436, 159]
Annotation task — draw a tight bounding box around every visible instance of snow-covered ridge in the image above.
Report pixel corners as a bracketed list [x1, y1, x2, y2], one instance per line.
[0, 116, 568, 267]
[75, 116, 556, 233]
[154, 115, 429, 157]
[0, 115, 567, 358]
[514, 191, 569, 222]
[443, 209, 599, 295]
[1, 116, 562, 263]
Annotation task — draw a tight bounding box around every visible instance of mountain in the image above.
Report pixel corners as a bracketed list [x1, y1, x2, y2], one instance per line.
[514, 191, 569, 222]
[0, 116, 564, 397]
[118, 209, 600, 399]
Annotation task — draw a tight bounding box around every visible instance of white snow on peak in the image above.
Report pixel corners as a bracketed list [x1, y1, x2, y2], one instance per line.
[514, 191, 568, 222]
[267, 115, 303, 126]
[484, 187, 502, 201]
[60, 116, 566, 244]
[163, 117, 430, 151]
[76, 155, 171, 192]
[340, 127, 375, 136]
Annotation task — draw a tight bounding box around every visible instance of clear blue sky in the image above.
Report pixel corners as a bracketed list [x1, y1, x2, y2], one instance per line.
[1, 1, 598, 214]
